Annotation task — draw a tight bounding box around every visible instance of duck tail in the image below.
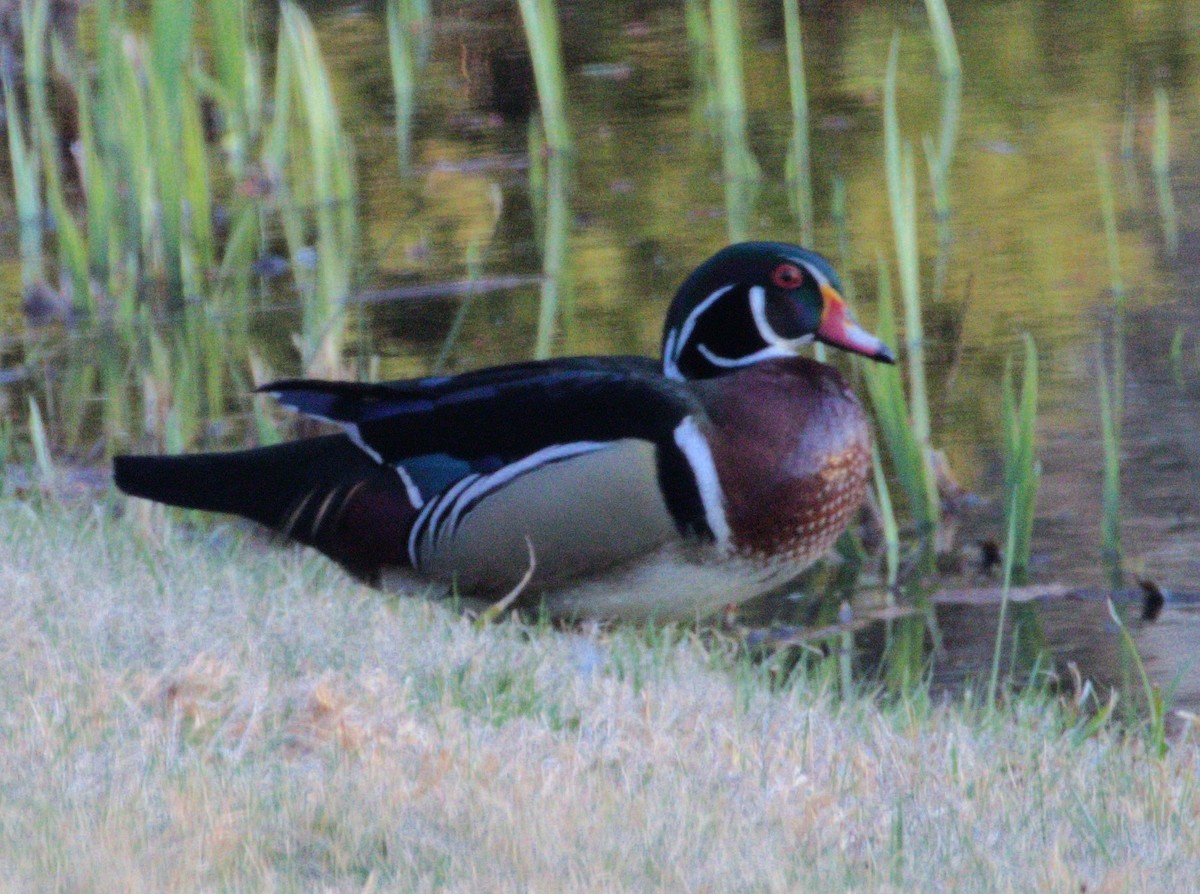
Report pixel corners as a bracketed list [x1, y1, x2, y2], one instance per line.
[113, 435, 415, 580]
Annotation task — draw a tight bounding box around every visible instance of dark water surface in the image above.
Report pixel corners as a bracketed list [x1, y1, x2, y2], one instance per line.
[5, 1, 1200, 709]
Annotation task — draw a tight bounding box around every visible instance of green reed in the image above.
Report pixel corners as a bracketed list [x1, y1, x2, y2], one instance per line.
[921, 0, 960, 284]
[830, 173, 857, 304]
[279, 3, 359, 378]
[1097, 348, 1123, 587]
[207, 0, 259, 144]
[862, 258, 936, 542]
[922, 0, 961, 167]
[1107, 599, 1170, 758]
[710, 0, 759, 242]
[387, 0, 429, 172]
[881, 39, 939, 546]
[2, 71, 43, 289]
[517, 0, 571, 154]
[529, 125, 572, 359]
[683, 0, 717, 127]
[782, 0, 813, 246]
[862, 243, 944, 689]
[986, 491, 1020, 712]
[1152, 85, 1179, 257]
[5, 0, 361, 456]
[1095, 145, 1125, 588]
[1170, 327, 1185, 387]
[872, 444, 900, 597]
[1000, 334, 1040, 584]
[27, 398, 56, 487]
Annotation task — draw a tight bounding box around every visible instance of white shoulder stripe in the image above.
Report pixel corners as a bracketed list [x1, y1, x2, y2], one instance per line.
[672, 416, 730, 548]
[394, 464, 425, 509]
[271, 401, 387, 465]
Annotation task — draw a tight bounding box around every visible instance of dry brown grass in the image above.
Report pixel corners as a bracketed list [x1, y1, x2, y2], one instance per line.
[0, 498, 1197, 892]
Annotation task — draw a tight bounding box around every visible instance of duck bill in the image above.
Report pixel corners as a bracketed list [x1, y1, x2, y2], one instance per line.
[816, 284, 896, 363]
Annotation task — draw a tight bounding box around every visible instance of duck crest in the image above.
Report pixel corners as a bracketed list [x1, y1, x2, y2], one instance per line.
[696, 357, 871, 563]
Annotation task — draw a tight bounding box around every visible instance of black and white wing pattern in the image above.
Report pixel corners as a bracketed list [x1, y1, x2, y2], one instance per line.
[263, 357, 722, 586]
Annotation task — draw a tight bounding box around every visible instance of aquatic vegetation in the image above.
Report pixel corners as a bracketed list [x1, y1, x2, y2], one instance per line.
[4, 0, 358, 455]
[2, 72, 43, 290]
[1152, 85, 1179, 257]
[276, 4, 359, 379]
[881, 35, 939, 550]
[1000, 334, 1040, 585]
[517, 0, 571, 154]
[1095, 145, 1125, 589]
[386, 0, 430, 172]
[782, 0, 813, 247]
[921, 0, 961, 277]
[710, 0, 759, 241]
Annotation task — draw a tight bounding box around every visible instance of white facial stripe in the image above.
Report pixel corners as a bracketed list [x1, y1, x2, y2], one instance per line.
[664, 283, 737, 380]
[696, 342, 799, 368]
[673, 417, 731, 549]
[663, 328, 682, 380]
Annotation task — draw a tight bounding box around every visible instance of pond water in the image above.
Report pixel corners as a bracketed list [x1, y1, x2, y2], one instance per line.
[3, 1, 1200, 712]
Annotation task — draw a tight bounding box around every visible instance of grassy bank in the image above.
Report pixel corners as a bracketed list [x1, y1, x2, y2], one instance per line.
[0, 498, 1196, 892]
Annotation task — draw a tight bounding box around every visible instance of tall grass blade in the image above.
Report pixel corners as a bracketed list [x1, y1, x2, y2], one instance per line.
[1106, 599, 1168, 757]
[986, 493, 1019, 712]
[516, 0, 571, 154]
[1170, 326, 1185, 387]
[861, 257, 936, 540]
[883, 34, 938, 545]
[1095, 142, 1125, 589]
[711, 0, 759, 242]
[280, 2, 359, 377]
[872, 445, 900, 597]
[27, 398, 56, 487]
[2, 71, 44, 288]
[1097, 346, 1123, 588]
[922, 0, 961, 168]
[782, 0, 813, 246]
[387, 0, 419, 171]
[533, 149, 570, 359]
[683, 0, 716, 125]
[207, 0, 250, 132]
[830, 173, 855, 303]
[1000, 334, 1040, 584]
[1152, 85, 1179, 257]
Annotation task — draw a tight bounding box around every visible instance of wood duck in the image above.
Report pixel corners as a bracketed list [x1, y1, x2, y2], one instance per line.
[114, 242, 895, 622]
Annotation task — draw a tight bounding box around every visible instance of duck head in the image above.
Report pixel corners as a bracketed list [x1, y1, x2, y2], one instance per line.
[661, 242, 895, 380]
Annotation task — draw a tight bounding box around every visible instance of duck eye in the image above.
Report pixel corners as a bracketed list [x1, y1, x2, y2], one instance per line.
[771, 263, 804, 289]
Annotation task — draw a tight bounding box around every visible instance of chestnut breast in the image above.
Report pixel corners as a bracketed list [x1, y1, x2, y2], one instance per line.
[694, 358, 872, 560]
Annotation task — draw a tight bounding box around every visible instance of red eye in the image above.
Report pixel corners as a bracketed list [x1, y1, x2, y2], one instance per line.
[771, 263, 804, 289]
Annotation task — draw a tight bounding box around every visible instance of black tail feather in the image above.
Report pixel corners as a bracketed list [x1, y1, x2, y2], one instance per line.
[114, 435, 415, 580]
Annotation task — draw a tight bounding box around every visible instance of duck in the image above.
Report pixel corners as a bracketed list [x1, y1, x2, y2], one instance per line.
[114, 242, 895, 622]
